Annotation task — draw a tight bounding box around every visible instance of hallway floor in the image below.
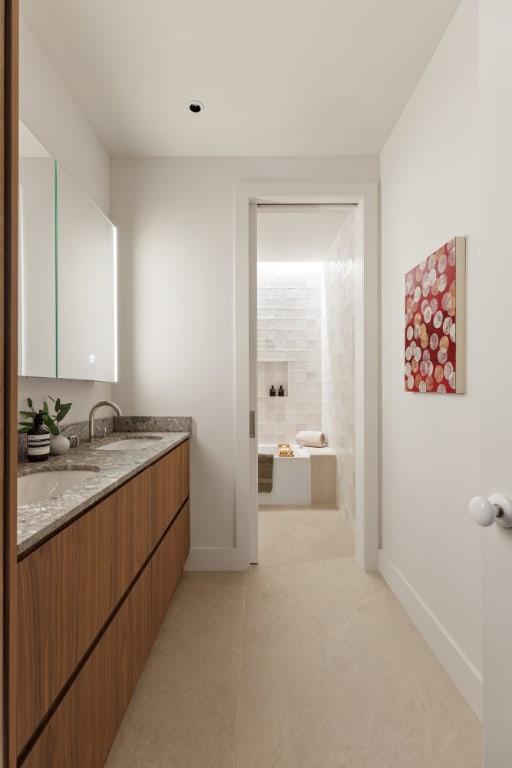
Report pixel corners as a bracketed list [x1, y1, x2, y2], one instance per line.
[106, 507, 481, 767]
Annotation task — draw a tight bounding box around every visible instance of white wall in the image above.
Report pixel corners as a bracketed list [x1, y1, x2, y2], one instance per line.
[18, 17, 112, 424]
[380, 0, 482, 716]
[111, 156, 379, 559]
[19, 18, 110, 213]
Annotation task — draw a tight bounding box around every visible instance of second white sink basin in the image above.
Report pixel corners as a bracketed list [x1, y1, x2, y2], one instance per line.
[18, 470, 98, 506]
[97, 437, 162, 451]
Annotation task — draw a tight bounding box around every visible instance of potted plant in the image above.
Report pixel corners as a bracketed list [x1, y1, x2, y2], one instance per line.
[19, 396, 73, 455]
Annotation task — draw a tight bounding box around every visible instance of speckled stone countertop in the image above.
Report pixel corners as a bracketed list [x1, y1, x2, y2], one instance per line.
[17, 430, 190, 558]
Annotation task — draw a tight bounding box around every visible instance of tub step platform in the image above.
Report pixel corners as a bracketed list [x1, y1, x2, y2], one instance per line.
[308, 448, 337, 505]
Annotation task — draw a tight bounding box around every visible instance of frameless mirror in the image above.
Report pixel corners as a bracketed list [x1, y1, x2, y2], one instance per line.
[18, 120, 118, 382]
[57, 164, 117, 381]
[18, 122, 56, 377]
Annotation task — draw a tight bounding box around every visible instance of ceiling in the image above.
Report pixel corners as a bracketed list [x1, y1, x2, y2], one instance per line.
[20, 0, 461, 158]
[257, 206, 352, 261]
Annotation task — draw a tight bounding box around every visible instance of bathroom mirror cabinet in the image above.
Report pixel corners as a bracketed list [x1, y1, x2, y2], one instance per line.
[18, 121, 117, 382]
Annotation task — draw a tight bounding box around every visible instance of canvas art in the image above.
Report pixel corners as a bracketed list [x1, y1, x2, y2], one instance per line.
[404, 237, 466, 394]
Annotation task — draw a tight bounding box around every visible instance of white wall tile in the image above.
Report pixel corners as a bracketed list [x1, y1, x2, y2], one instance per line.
[321, 215, 356, 520]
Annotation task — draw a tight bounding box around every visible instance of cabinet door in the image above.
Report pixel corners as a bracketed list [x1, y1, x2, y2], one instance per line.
[180, 500, 191, 568]
[21, 568, 152, 768]
[151, 517, 182, 641]
[151, 448, 177, 545]
[17, 470, 151, 755]
[151, 501, 191, 642]
[176, 439, 190, 510]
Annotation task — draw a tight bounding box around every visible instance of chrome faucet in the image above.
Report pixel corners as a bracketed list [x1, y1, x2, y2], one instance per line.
[88, 400, 122, 442]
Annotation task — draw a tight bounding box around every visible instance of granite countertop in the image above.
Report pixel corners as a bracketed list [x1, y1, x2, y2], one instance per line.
[17, 431, 190, 557]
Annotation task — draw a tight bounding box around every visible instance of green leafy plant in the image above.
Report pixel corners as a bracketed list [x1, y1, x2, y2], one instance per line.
[18, 396, 72, 435]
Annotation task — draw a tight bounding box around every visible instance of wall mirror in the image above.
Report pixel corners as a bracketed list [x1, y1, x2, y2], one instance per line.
[18, 121, 118, 381]
[18, 121, 56, 377]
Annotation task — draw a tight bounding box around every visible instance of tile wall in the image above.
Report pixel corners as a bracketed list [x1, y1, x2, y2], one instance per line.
[321, 216, 355, 522]
[257, 262, 323, 445]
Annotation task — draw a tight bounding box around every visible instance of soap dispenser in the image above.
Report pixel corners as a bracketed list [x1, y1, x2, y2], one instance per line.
[269, 385, 276, 397]
[27, 413, 50, 462]
[278, 385, 285, 396]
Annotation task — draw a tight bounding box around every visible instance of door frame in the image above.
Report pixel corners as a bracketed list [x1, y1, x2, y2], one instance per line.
[235, 181, 380, 571]
[3, 1, 19, 765]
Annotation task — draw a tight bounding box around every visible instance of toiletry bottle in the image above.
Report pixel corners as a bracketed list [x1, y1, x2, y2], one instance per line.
[278, 385, 285, 396]
[269, 385, 276, 396]
[27, 413, 50, 462]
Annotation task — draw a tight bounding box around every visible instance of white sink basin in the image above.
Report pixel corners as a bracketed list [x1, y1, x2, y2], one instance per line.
[97, 437, 162, 451]
[18, 470, 98, 506]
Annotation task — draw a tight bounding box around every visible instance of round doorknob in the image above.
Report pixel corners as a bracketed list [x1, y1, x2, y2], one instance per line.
[469, 494, 512, 528]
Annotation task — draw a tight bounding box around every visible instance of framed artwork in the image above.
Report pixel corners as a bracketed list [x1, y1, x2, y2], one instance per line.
[404, 236, 466, 394]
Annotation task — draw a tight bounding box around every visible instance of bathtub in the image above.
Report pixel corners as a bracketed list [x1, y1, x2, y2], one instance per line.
[258, 444, 311, 505]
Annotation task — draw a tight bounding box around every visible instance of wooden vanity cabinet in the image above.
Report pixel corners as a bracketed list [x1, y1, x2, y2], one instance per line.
[17, 439, 190, 768]
[21, 569, 152, 768]
[17, 470, 152, 755]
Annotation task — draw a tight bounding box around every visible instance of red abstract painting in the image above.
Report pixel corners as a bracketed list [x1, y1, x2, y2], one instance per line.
[404, 237, 466, 394]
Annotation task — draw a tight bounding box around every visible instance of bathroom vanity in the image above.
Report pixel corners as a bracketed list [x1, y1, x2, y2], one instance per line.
[16, 431, 190, 767]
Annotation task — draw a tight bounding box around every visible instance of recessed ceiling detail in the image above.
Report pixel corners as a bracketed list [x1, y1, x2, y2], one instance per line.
[188, 101, 204, 114]
[20, 0, 462, 157]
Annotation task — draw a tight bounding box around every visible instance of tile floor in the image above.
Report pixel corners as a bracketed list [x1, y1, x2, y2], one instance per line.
[106, 506, 482, 767]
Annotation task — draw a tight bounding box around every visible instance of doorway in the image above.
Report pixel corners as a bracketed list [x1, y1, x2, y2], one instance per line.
[234, 182, 380, 572]
[256, 204, 355, 521]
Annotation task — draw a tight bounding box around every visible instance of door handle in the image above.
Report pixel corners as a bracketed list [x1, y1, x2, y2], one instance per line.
[249, 410, 255, 438]
[469, 494, 512, 528]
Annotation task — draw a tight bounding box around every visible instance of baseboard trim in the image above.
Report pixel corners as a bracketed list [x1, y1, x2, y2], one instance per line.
[379, 549, 483, 720]
[184, 546, 248, 572]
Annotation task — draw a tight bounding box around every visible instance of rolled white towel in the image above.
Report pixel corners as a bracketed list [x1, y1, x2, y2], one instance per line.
[295, 430, 327, 448]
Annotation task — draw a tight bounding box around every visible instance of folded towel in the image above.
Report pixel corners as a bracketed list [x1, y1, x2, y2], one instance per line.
[258, 453, 274, 492]
[295, 430, 327, 448]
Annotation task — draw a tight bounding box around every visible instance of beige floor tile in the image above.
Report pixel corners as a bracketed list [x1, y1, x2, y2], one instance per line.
[236, 534, 481, 768]
[106, 677, 238, 768]
[181, 570, 248, 588]
[257, 506, 354, 566]
[106, 507, 481, 768]
[147, 582, 246, 685]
